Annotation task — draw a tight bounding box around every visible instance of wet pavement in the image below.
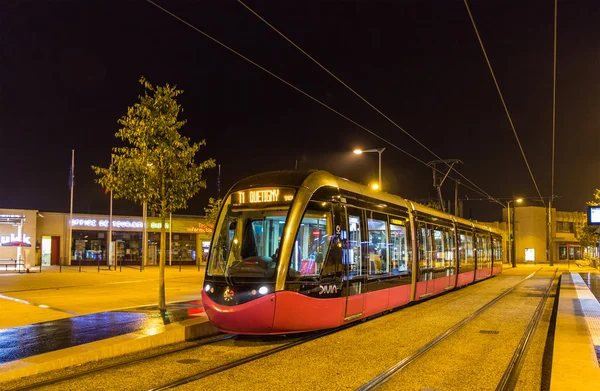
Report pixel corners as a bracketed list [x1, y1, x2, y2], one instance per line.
[579, 272, 600, 301]
[0, 300, 204, 364]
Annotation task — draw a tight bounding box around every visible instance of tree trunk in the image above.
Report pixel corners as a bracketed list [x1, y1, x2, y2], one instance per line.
[158, 211, 166, 310]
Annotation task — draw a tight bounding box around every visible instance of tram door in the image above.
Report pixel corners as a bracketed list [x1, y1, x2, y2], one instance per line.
[343, 206, 365, 320]
[417, 223, 435, 298]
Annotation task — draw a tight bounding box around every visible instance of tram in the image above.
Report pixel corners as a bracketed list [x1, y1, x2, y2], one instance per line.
[202, 170, 504, 335]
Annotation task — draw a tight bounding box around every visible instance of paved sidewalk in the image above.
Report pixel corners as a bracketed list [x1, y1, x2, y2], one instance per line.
[0, 265, 206, 328]
[0, 265, 219, 384]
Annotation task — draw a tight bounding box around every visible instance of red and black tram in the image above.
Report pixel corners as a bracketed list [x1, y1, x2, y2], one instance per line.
[202, 170, 504, 335]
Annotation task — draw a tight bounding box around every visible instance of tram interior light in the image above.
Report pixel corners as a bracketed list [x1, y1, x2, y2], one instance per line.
[258, 286, 269, 295]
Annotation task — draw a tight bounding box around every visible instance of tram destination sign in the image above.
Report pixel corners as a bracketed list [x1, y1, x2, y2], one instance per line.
[588, 206, 600, 225]
[234, 188, 295, 205]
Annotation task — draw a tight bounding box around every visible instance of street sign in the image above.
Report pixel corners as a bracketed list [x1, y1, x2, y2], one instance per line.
[589, 206, 600, 225]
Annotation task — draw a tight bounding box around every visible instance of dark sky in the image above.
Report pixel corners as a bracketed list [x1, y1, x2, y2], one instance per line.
[1, 0, 599, 221]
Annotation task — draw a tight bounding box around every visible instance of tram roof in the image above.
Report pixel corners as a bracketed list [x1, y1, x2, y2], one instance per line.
[227, 170, 500, 235]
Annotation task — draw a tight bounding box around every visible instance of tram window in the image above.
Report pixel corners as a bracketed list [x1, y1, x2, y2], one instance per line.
[433, 228, 445, 269]
[476, 235, 489, 269]
[346, 213, 363, 276]
[367, 212, 388, 275]
[207, 192, 291, 278]
[418, 223, 434, 281]
[459, 230, 475, 273]
[250, 218, 285, 260]
[289, 202, 332, 279]
[492, 237, 503, 265]
[389, 217, 410, 273]
[445, 229, 456, 275]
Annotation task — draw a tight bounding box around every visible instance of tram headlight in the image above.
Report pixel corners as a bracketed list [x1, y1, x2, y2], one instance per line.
[204, 284, 211, 292]
[258, 286, 269, 295]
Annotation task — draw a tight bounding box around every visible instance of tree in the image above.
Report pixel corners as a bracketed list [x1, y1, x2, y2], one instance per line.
[425, 200, 443, 211]
[204, 197, 222, 226]
[576, 224, 600, 256]
[587, 189, 600, 206]
[93, 77, 215, 310]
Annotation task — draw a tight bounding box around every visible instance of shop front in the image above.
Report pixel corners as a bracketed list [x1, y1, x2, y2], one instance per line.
[68, 214, 212, 266]
[0, 209, 38, 269]
[35, 213, 213, 267]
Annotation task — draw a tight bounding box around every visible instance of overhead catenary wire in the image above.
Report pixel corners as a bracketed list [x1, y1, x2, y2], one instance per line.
[463, 0, 546, 207]
[145, 0, 494, 203]
[236, 0, 503, 207]
[551, 0, 557, 205]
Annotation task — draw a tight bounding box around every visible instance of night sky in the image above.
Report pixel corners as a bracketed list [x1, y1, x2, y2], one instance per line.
[1, 0, 599, 221]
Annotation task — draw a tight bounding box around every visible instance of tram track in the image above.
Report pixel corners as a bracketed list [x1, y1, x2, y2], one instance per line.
[146, 322, 358, 390]
[6, 269, 555, 391]
[356, 268, 558, 391]
[6, 320, 356, 391]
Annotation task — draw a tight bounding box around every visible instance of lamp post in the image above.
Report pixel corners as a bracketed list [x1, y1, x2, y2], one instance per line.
[353, 147, 386, 190]
[507, 197, 523, 268]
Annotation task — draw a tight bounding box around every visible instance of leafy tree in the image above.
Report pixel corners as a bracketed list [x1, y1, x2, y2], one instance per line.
[587, 189, 600, 206]
[203, 197, 222, 226]
[93, 77, 215, 310]
[425, 200, 443, 211]
[577, 224, 600, 253]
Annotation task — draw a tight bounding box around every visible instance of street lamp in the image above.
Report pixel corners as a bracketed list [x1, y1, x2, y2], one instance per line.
[353, 147, 386, 190]
[507, 197, 523, 268]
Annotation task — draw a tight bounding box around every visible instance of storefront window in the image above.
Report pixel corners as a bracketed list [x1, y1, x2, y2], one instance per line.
[147, 232, 198, 263]
[113, 232, 142, 263]
[72, 231, 107, 261]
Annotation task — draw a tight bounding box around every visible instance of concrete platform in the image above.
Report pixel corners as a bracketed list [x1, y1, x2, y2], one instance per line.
[551, 271, 600, 390]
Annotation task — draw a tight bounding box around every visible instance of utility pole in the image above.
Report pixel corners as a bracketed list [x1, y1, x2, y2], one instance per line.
[455, 180, 460, 217]
[548, 197, 554, 266]
[427, 159, 462, 213]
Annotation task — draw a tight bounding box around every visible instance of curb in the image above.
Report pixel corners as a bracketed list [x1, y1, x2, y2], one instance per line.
[0, 315, 219, 384]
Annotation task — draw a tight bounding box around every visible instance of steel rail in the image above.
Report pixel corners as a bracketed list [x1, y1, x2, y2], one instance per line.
[147, 323, 358, 391]
[356, 268, 544, 391]
[496, 268, 559, 391]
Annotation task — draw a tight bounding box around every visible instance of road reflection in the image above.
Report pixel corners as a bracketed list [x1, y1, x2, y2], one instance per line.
[0, 300, 204, 364]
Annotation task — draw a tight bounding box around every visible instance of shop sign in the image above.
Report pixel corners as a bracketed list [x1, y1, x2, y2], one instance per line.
[187, 223, 214, 234]
[0, 233, 32, 246]
[71, 219, 143, 229]
[150, 222, 170, 229]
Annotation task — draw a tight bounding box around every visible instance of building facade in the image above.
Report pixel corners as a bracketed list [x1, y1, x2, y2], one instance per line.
[1, 208, 214, 268]
[502, 205, 595, 264]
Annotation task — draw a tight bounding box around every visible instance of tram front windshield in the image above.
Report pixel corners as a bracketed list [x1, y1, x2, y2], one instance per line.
[207, 189, 294, 280]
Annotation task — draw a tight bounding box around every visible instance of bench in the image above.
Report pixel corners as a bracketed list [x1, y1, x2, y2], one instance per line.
[0, 258, 25, 271]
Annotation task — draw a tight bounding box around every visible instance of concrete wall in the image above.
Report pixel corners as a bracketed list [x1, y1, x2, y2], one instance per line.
[36, 212, 68, 262]
[514, 206, 547, 264]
